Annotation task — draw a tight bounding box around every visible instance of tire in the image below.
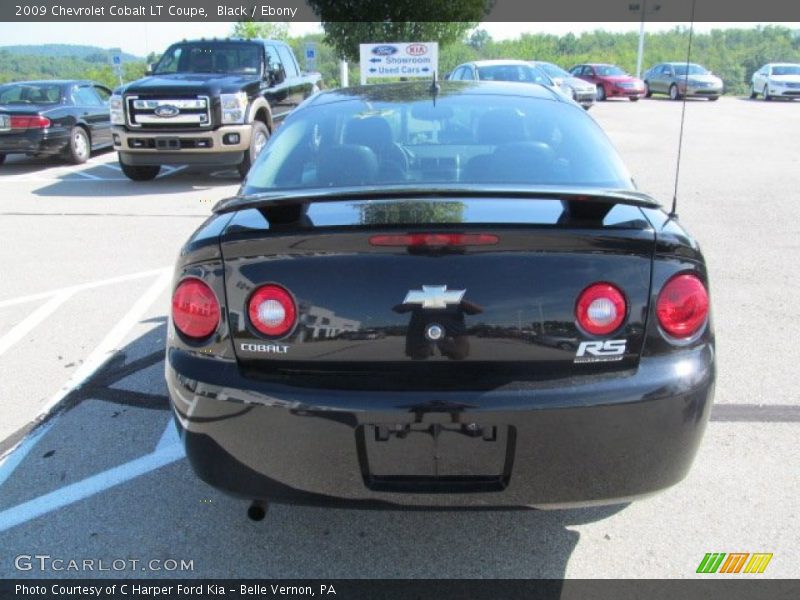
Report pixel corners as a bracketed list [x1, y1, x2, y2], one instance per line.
[237, 121, 270, 179]
[65, 126, 90, 164]
[0, 153, 5, 165]
[708, 96, 719, 102]
[669, 84, 681, 101]
[596, 84, 606, 101]
[644, 82, 652, 98]
[119, 158, 160, 181]
[629, 96, 639, 102]
[763, 85, 772, 101]
[749, 83, 758, 99]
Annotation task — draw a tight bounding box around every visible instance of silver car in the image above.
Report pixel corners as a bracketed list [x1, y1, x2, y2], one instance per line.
[447, 60, 554, 86]
[643, 62, 723, 101]
[750, 63, 800, 101]
[531, 61, 596, 109]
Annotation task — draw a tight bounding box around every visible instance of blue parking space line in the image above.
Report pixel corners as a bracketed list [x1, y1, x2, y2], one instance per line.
[0, 421, 54, 488]
[0, 443, 185, 533]
[155, 418, 180, 451]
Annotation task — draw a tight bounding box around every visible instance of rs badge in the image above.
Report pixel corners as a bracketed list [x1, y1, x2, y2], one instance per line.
[574, 340, 626, 363]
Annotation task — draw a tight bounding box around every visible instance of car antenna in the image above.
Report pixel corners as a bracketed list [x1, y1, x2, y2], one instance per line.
[430, 71, 440, 106]
[670, 0, 697, 219]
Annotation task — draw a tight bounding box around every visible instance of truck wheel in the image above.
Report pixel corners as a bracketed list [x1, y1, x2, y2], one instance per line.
[238, 121, 270, 179]
[119, 159, 161, 181]
[65, 127, 90, 164]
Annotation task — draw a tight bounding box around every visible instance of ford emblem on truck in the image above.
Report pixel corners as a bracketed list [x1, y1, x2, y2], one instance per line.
[154, 104, 180, 118]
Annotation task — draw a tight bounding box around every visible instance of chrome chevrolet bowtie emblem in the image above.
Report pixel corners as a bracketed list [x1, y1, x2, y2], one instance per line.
[403, 285, 465, 309]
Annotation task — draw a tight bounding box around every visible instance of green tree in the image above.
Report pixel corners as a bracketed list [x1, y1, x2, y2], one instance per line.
[305, 0, 493, 61]
[231, 21, 290, 40]
[467, 28, 492, 51]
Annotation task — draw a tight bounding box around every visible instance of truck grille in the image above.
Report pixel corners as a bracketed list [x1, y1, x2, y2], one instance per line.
[125, 95, 212, 130]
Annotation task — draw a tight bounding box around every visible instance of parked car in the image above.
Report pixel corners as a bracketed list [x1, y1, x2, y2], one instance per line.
[166, 80, 714, 513]
[750, 63, 800, 100]
[569, 64, 645, 101]
[531, 61, 596, 109]
[0, 79, 112, 165]
[643, 62, 723, 101]
[446, 60, 554, 87]
[110, 38, 322, 181]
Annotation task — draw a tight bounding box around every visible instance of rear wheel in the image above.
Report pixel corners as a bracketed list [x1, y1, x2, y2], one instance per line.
[629, 96, 639, 102]
[119, 158, 160, 181]
[237, 121, 270, 179]
[596, 84, 606, 101]
[763, 85, 772, 101]
[708, 96, 719, 102]
[669, 84, 681, 101]
[644, 82, 652, 98]
[65, 127, 90, 164]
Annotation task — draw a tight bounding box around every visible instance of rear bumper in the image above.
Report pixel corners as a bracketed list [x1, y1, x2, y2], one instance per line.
[166, 343, 715, 508]
[0, 128, 69, 155]
[113, 124, 251, 166]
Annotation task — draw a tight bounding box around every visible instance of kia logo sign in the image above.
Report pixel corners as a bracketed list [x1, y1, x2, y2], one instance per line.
[406, 44, 428, 56]
[371, 45, 398, 56]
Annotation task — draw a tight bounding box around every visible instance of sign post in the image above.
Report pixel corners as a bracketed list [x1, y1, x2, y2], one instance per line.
[304, 42, 317, 71]
[109, 47, 123, 86]
[359, 42, 439, 85]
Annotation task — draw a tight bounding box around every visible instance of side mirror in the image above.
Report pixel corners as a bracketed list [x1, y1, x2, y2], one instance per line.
[269, 66, 286, 85]
[146, 63, 156, 75]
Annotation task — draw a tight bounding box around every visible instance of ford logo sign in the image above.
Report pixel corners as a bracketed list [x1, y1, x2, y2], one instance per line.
[154, 105, 180, 118]
[371, 45, 398, 56]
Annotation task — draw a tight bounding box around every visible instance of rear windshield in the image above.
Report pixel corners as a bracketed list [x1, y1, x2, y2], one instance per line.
[0, 83, 62, 105]
[243, 90, 633, 194]
[154, 42, 263, 75]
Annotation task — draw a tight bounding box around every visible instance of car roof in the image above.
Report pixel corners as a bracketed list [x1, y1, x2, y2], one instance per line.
[173, 38, 286, 45]
[306, 80, 567, 107]
[470, 59, 533, 67]
[767, 62, 800, 67]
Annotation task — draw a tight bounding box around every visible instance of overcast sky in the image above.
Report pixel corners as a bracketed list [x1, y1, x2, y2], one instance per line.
[0, 22, 795, 57]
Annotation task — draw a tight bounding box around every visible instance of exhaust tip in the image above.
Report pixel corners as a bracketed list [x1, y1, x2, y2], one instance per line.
[247, 501, 267, 522]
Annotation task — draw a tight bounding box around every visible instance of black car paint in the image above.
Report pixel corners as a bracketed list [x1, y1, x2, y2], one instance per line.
[165, 84, 715, 508]
[0, 80, 112, 159]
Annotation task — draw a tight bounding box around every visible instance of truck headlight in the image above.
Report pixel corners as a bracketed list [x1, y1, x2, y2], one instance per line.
[220, 92, 247, 124]
[109, 94, 125, 125]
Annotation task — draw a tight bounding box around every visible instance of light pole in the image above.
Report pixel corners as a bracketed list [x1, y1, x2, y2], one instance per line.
[630, 2, 661, 79]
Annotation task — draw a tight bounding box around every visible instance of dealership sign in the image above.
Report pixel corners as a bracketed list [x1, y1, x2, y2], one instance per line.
[359, 42, 439, 84]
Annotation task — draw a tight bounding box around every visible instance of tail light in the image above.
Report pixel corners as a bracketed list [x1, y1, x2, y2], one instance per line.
[248, 284, 297, 337]
[11, 115, 51, 129]
[576, 283, 627, 335]
[369, 233, 498, 247]
[656, 274, 709, 339]
[172, 278, 220, 339]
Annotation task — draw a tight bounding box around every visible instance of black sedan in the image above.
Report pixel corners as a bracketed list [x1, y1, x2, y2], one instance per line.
[166, 81, 714, 514]
[0, 80, 113, 165]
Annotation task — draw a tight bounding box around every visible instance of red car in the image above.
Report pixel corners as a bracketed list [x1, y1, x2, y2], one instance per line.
[569, 64, 645, 101]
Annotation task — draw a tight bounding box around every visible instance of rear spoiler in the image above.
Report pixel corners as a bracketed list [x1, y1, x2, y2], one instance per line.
[212, 185, 661, 215]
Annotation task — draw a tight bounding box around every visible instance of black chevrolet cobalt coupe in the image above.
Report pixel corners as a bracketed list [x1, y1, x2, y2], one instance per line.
[166, 81, 714, 512]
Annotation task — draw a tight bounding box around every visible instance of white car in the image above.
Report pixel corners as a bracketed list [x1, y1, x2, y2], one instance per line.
[750, 63, 800, 101]
[531, 61, 596, 109]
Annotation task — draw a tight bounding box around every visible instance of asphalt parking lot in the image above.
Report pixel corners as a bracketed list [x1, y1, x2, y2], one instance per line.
[0, 95, 798, 579]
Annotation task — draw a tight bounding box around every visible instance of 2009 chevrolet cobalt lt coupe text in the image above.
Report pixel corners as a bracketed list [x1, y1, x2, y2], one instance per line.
[166, 81, 714, 512]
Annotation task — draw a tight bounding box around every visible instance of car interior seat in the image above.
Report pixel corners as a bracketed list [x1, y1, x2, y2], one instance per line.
[316, 144, 379, 187]
[343, 116, 408, 182]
